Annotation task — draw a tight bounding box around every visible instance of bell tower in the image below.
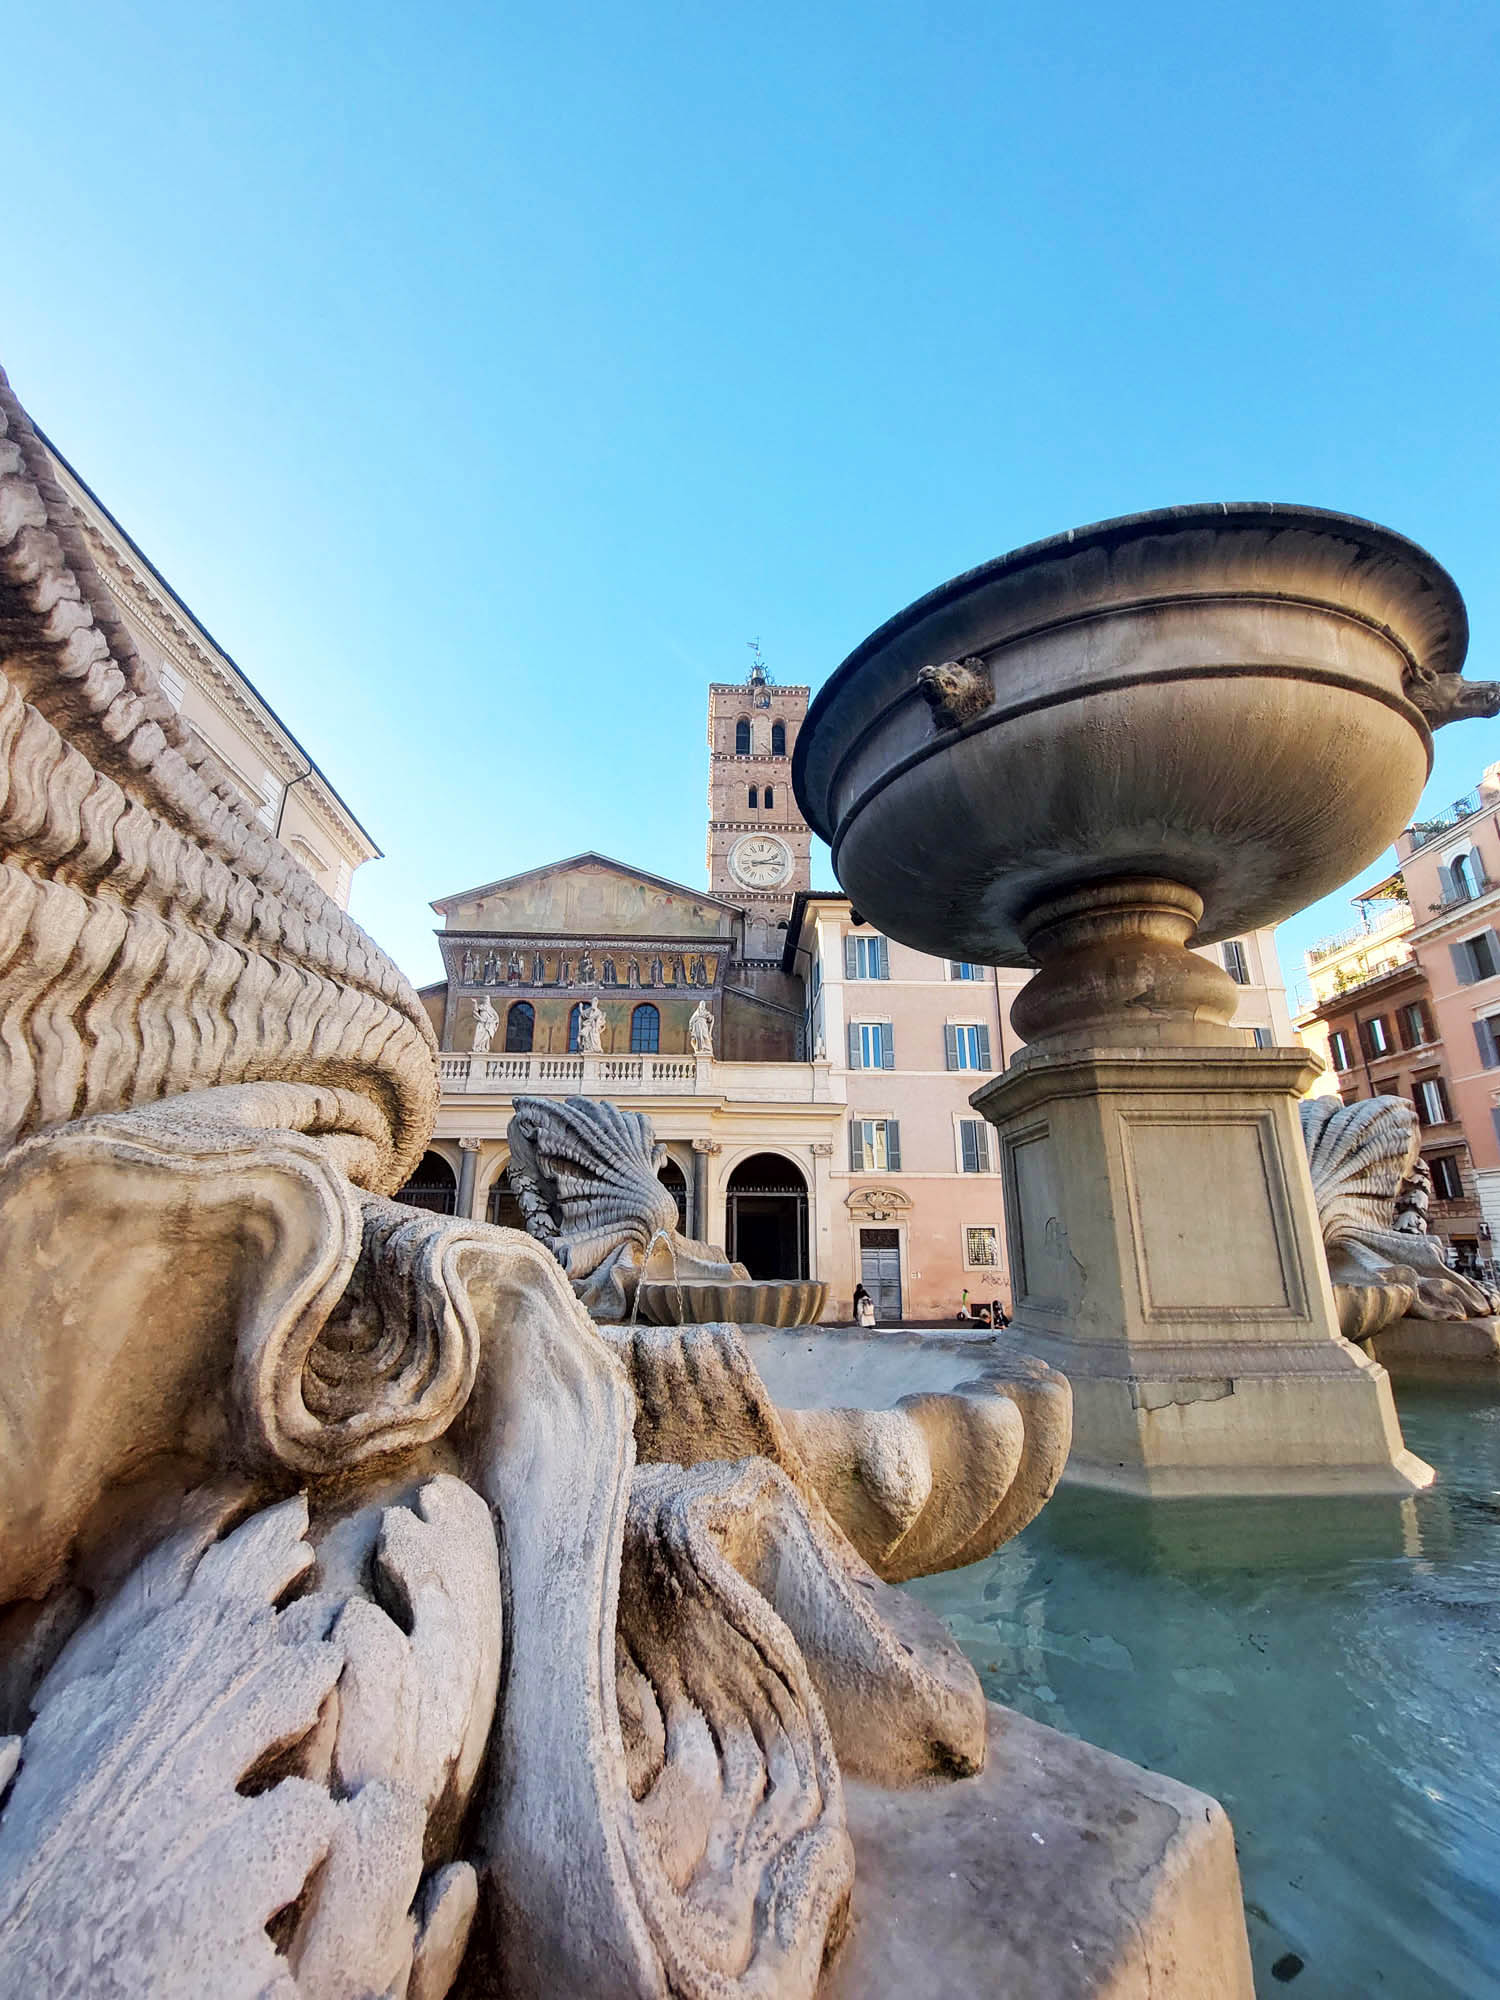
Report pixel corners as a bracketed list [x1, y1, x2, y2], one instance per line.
[707, 646, 813, 953]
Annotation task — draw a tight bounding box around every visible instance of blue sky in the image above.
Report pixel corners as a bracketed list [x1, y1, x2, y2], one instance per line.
[4, 1, 1498, 999]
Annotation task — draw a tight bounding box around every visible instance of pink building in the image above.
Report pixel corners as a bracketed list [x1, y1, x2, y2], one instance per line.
[1396, 761, 1500, 1247]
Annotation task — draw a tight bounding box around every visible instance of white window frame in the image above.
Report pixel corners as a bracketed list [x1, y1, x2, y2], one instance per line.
[947, 959, 984, 982]
[849, 1019, 894, 1070]
[849, 1117, 900, 1173]
[963, 1224, 1000, 1269]
[1328, 1029, 1352, 1070]
[946, 1022, 991, 1072]
[845, 933, 891, 980]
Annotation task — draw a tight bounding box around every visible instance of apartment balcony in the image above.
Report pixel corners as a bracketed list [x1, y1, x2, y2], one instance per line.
[1427, 872, 1495, 917]
[1407, 791, 1484, 853]
[437, 1051, 844, 1103]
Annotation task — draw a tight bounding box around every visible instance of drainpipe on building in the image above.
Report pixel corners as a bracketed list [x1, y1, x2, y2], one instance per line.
[273, 760, 315, 841]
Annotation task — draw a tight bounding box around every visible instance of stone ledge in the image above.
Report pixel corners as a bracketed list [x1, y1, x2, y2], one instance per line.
[826, 1703, 1253, 1998]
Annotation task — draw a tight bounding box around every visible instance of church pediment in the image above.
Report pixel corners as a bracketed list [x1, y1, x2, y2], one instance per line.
[433, 853, 740, 941]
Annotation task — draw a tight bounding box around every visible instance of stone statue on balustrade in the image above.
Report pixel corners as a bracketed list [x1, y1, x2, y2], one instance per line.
[577, 996, 606, 1052]
[688, 998, 715, 1056]
[471, 994, 500, 1054]
[1300, 1094, 1500, 1339]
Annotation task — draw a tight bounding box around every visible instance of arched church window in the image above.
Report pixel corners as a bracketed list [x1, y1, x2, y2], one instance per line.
[764, 785, 774, 807]
[735, 718, 751, 756]
[630, 1003, 660, 1054]
[748, 786, 758, 809]
[505, 1001, 534, 1052]
[772, 720, 786, 756]
[568, 1002, 584, 1052]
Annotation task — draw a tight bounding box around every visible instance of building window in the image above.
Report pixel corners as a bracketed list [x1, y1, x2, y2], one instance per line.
[947, 960, 984, 981]
[964, 1226, 1000, 1268]
[630, 1003, 660, 1054]
[958, 1118, 993, 1173]
[1451, 930, 1500, 984]
[1328, 1029, 1352, 1070]
[1365, 1016, 1392, 1057]
[849, 1118, 900, 1171]
[505, 1001, 534, 1052]
[945, 1023, 992, 1070]
[1249, 1026, 1272, 1048]
[1401, 1002, 1432, 1048]
[849, 1021, 894, 1069]
[844, 934, 890, 979]
[735, 718, 751, 756]
[772, 720, 786, 756]
[1444, 850, 1483, 902]
[748, 786, 758, 809]
[1430, 1154, 1465, 1201]
[1221, 940, 1250, 984]
[567, 1002, 585, 1052]
[1476, 1015, 1500, 1069]
[1414, 1076, 1452, 1126]
[764, 785, 775, 807]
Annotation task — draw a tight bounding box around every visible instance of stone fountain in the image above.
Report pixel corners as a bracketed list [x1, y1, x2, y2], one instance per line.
[505, 1094, 829, 1326]
[795, 502, 1500, 1498]
[0, 367, 1261, 1994]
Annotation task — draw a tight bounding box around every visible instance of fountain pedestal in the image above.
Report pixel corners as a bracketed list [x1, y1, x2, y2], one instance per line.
[973, 881, 1431, 1496]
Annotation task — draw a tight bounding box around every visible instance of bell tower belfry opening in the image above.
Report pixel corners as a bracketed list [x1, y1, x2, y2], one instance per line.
[706, 644, 813, 957]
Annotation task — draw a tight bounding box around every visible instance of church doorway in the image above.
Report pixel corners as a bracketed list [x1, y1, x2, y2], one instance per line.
[394, 1150, 457, 1216]
[726, 1153, 808, 1280]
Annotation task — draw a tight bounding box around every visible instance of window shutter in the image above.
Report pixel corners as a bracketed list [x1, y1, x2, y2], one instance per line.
[1452, 941, 1475, 986]
[976, 1024, 992, 1070]
[876, 937, 890, 979]
[1487, 929, 1500, 972]
[847, 1021, 861, 1069]
[1438, 864, 1456, 903]
[960, 1121, 979, 1173]
[944, 1024, 959, 1070]
[1413, 1087, 1428, 1128]
[886, 1120, 901, 1170]
[844, 935, 858, 979]
[880, 1021, 894, 1069]
[976, 1121, 992, 1171]
[849, 1119, 864, 1170]
[1492, 1107, 1500, 1153]
[1476, 1019, 1499, 1070]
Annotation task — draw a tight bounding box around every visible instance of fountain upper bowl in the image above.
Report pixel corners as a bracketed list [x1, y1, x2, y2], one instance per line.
[793, 503, 1469, 963]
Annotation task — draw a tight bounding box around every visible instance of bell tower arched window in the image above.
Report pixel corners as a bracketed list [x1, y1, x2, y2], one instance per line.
[505, 1001, 534, 1052]
[748, 786, 758, 809]
[630, 1003, 660, 1053]
[735, 718, 751, 756]
[567, 1002, 584, 1052]
[772, 720, 786, 756]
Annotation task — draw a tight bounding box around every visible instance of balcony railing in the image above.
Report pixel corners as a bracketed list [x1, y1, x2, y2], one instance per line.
[1408, 792, 1483, 852]
[1428, 872, 1494, 917]
[437, 1052, 844, 1103]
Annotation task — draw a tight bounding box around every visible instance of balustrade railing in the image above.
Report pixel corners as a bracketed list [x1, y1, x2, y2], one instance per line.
[435, 1050, 840, 1102]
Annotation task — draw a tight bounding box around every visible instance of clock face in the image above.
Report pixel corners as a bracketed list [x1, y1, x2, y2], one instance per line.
[730, 834, 792, 889]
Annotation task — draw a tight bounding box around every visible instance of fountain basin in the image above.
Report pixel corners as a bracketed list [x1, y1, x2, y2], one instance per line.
[635, 1278, 828, 1328]
[793, 503, 1467, 962]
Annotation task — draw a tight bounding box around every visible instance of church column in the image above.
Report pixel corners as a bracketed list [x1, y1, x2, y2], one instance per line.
[457, 1137, 482, 1220]
[691, 1137, 718, 1243]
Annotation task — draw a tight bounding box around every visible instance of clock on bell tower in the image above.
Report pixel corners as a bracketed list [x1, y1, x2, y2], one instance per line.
[706, 648, 812, 951]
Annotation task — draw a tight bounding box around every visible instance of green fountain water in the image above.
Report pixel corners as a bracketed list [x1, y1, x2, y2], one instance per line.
[907, 1382, 1500, 1997]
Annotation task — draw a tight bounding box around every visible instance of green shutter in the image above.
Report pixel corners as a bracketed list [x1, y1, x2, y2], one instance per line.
[848, 1021, 861, 1069]
[844, 935, 858, 979]
[880, 1021, 894, 1069]
[976, 1024, 992, 1070]
[944, 1024, 959, 1070]
[886, 1120, 901, 1170]
[849, 1119, 864, 1170]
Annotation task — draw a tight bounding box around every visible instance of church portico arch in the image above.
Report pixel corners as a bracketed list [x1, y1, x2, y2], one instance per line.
[724, 1151, 810, 1282]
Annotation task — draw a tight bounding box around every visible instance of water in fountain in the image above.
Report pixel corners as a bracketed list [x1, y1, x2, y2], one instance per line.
[628, 1225, 685, 1328]
[907, 1382, 1500, 1997]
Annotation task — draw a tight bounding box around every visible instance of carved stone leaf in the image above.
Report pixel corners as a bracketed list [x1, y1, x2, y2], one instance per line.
[0, 1495, 342, 1998]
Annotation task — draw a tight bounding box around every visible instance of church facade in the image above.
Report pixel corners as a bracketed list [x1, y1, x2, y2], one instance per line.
[417, 662, 1296, 1320]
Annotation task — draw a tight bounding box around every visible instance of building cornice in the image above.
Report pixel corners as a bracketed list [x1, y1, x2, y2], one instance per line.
[62, 492, 378, 868]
